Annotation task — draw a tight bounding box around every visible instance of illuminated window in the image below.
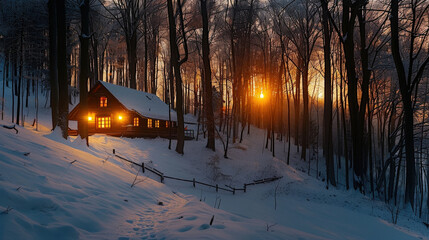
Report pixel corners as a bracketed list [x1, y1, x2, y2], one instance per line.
[147, 119, 153, 128]
[166, 121, 169, 128]
[133, 117, 139, 127]
[100, 97, 107, 107]
[155, 120, 160, 128]
[97, 117, 111, 128]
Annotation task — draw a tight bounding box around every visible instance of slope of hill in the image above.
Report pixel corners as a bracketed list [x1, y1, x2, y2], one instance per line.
[0, 120, 427, 239]
[0, 62, 427, 239]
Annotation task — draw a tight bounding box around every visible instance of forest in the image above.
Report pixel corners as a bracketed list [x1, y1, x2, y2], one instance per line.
[0, 0, 429, 222]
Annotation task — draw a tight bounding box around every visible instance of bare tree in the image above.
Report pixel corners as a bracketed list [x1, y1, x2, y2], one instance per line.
[78, 0, 90, 146]
[283, 0, 320, 161]
[390, 0, 429, 209]
[167, 0, 188, 154]
[57, 0, 69, 138]
[320, 0, 336, 186]
[102, 0, 144, 89]
[201, 0, 215, 151]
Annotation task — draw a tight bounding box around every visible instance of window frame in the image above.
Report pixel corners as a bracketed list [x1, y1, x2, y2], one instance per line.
[96, 116, 111, 129]
[133, 117, 139, 127]
[100, 96, 108, 107]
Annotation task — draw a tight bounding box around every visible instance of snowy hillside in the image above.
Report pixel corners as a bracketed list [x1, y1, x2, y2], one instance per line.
[0, 123, 292, 240]
[2, 0, 429, 238]
[0, 119, 428, 239]
[0, 54, 427, 239]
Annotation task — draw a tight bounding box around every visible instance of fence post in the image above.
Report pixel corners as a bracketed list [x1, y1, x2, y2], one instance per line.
[193, 178, 196, 188]
[233, 188, 235, 195]
[243, 184, 246, 193]
[141, 162, 145, 173]
[113, 149, 115, 154]
[216, 184, 218, 192]
[161, 174, 164, 183]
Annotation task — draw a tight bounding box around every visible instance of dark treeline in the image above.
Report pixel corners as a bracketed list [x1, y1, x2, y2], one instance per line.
[0, 0, 429, 221]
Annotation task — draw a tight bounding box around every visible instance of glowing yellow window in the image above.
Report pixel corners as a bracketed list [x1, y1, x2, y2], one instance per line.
[155, 120, 160, 128]
[147, 119, 153, 128]
[100, 97, 107, 107]
[97, 117, 111, 128]
[166, 121, 169, 128]
[133, 117, 139, 127]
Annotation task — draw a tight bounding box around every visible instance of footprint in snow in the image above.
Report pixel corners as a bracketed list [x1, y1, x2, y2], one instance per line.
[178, 226, 192, 232]
[185, 216, 197, 221]
[38, 175, 47, 181]
[126, 220, 133, 224]
[198, 224, 210, 230]
[212, 224, 226, 229]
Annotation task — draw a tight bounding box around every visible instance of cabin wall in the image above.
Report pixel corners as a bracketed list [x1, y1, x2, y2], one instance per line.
[87, 87, 129, 133]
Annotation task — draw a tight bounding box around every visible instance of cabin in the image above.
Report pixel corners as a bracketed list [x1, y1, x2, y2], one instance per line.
[68, 81, 195, 139]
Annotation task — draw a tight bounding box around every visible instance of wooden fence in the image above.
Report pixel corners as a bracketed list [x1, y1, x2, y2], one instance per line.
[113, 149, 282, 194]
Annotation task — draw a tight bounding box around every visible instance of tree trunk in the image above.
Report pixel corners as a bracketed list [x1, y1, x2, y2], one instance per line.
[57, 0, 69, 139]
[91, 38, 98, 85]
[390, 0, 416, 209]
[150, 34, 158, 94]
[294, 58, 301, 151]
[387, 101, 397, 200]
[341, 0, 366, 190]
[1, 53, 6, 120]
[301, 63, 309, 161]
[339, 48, 349, 190]
[78, 0, 90, 146]
[127, 32, 137, 90]
[11, 62, 15, 123]
[321, 0, 336, 186]
[201, 0, 215, 151]
[167, 0, 186, 154]
[16, 28, 23, 125]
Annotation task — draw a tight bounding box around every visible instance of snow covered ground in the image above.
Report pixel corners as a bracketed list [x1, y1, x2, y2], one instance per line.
[1, 122, 427, 240]
[0, 64, 428, 239]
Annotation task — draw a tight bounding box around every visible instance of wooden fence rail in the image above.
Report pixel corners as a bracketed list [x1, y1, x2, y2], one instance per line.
[113, 150, 282, 195]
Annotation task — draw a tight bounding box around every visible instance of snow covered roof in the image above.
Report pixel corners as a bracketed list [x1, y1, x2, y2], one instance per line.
[99, 81, 195, 123]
